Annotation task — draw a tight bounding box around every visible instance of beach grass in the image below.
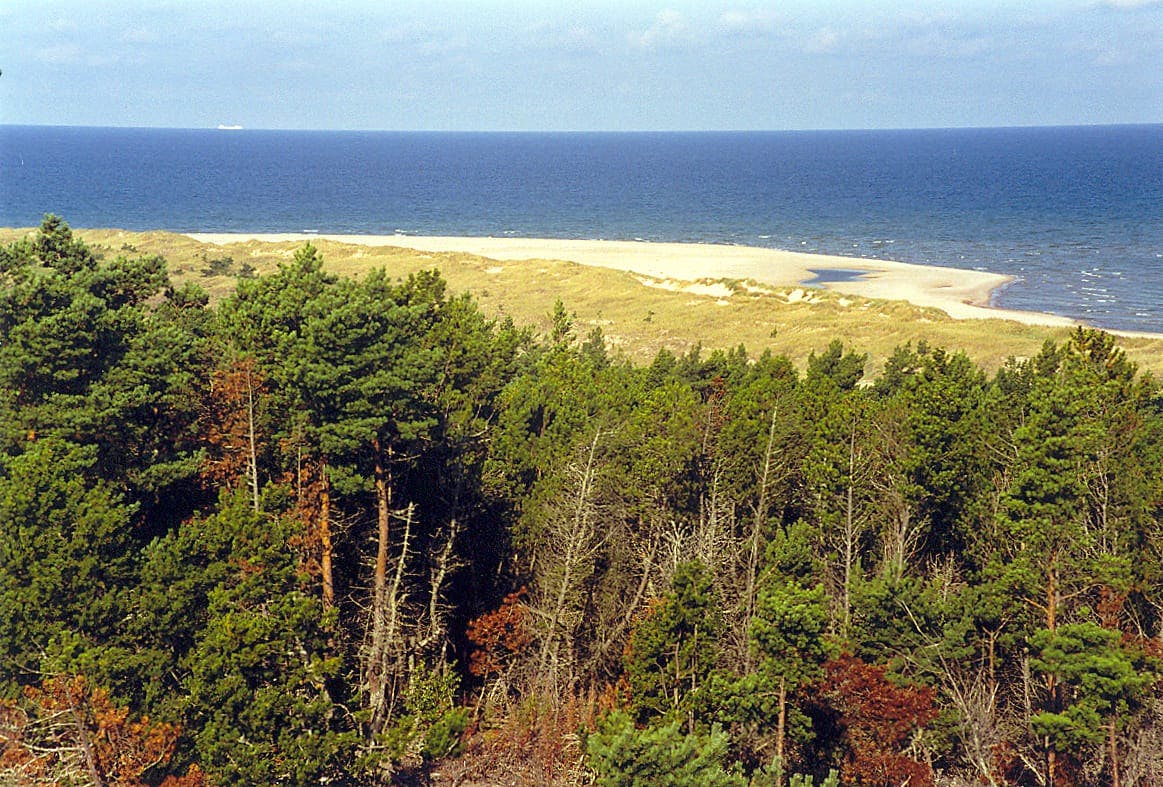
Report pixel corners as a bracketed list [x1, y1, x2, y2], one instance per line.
[6, 227, 1163, 376]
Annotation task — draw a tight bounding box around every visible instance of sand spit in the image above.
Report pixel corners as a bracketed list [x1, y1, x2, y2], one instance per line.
[186, 233, 1082, 329]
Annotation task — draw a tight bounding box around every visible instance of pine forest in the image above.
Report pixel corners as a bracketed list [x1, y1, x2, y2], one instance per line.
[3, 218, 1163, 786]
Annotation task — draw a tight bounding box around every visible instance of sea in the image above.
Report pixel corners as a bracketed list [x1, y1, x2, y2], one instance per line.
[2, 124, 1161, 333]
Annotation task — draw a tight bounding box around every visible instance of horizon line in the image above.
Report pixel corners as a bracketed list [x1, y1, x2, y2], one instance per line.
[3, 121, 1162, 135]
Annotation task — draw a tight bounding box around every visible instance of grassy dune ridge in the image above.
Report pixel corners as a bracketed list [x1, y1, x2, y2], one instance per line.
[5, 227, 1163, 375]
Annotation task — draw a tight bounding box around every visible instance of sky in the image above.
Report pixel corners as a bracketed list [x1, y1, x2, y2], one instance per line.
[1, 0, 1160, 131]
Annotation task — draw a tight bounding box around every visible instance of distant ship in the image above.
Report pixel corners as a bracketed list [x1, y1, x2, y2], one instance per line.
[216, 124, 244, 130]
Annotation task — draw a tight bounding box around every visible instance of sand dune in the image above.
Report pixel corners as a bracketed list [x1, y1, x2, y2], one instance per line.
[186, 233, 1082, 329]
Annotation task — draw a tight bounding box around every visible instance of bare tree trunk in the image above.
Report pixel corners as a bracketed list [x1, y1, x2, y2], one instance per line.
[1046, 561, 1059, 787]
[296, 441, 304, 502]
[936, 654, 1003, 787]
[605, 527, 660, 660]
[421, 444, 469, 658]
[384, 503, 415, 724]
[842, 416, 858, 632]
[1110, 719, 1121, 787]
[775, 675, 787, 785]
[245, 362, 260, 511]
[1047, 560, 1058, 633]
[320, 464, 334, 611]
[743, 407, 780, 673]
[374, 437, 392, 619]
[1019, 650, 1051, 786]
[689, 622, 699, 734]
[697, 389, 733, 578]
[422, 517, 461, 654]
[67, 691, 104, 787]
[536, 429, 603, 694]
[367, 435, 393, 736]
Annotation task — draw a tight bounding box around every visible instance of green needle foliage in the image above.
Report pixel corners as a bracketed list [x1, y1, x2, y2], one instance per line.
[585, 710, 747, 787]
[0, 439, 137, 697]
[626, 562, 723, 730]
[3, 219, 1163, 785]
[1030, 622, 1153, 750]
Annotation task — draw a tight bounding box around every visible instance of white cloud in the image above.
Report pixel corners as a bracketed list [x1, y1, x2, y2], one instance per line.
[46, 16, 78, 34]
[635, 9, 691, 51]
[803, 27, 841, 54]
[121, 26, 159, 45]
[1091, 46, 1132, 65]
[381, 23, 427, 46]
[905, 29, 992, 58]
[1097, 0, 1162, 8]
[716, 9, 782, 38]
[524, 22, 601, 55]
[269, 28, 326, 48]
[415, 34, 470, 59]
[278, 58, 316, 74]
[36, 43, 84, 64]
[35, 42, 121, 68]
[376, 23, 468, 59]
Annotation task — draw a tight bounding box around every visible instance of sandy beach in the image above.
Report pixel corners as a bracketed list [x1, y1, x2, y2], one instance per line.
[186, 233, 1082, 328]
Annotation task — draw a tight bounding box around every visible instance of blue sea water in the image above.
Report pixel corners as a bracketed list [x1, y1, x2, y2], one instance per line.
[2, 124, 1161, 332]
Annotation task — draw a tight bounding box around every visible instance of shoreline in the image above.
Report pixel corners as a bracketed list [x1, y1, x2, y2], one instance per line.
[187, 232, 1084, 329]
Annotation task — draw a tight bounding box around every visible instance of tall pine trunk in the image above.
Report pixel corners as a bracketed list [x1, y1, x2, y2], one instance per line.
[842, 414, 858, 632]
[1109, 719, 1120, 787]
[367, 434, 392, 736]
[245, 361, 260, 511]
[320, 464, 334, 611]
[1045, 559, 1059, 787]
[775, 675, 787, 785]
[743, 407, 780, 673]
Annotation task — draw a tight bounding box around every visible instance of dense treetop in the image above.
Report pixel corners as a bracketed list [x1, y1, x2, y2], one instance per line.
[2, 218, 1161, 786]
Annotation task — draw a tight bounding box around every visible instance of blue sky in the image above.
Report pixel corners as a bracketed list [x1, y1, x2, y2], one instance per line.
[2, 0, 1160, 130]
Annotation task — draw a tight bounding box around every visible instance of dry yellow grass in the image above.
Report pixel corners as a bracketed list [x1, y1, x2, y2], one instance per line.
[5, 227, 1163, 376]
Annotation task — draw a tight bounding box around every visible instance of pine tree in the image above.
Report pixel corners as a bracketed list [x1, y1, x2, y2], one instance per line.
[626, 561, 723, 732]
[0, 439, 139, 698]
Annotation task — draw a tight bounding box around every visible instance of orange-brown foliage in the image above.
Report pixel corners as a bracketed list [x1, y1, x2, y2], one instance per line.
[823, 655, 938, 787]
[159, 764, 208, 787]
[466, 588, 533, 678]
[450, 687, 613, 787]
[285, 460, 327, 579]
[1, 675, 181, 786]
[201, 356, 265, 490]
